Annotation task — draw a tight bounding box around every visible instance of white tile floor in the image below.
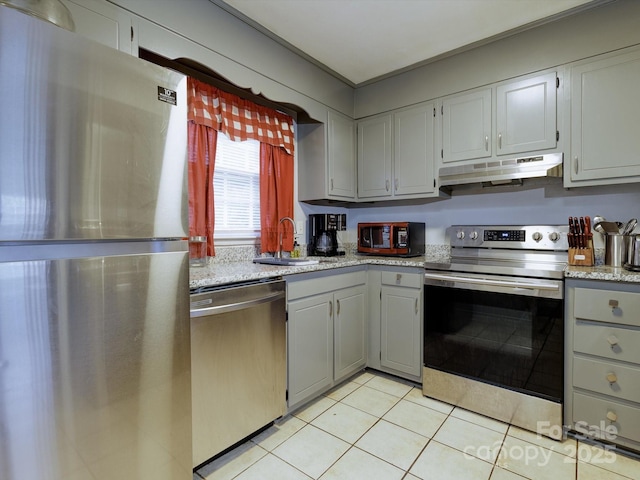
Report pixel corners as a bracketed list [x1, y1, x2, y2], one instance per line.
[194, 371, 640, 480]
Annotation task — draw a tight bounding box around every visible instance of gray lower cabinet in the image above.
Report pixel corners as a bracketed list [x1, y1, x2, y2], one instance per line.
[287, 268, 366, 410]
[565, 279, 640, 451]
[368, 267, 423, 382]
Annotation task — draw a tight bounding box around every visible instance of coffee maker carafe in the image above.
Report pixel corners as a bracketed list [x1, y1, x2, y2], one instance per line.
[308, 214, 346, 256]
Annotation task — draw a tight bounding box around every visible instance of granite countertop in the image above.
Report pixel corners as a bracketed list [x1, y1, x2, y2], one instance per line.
[190, 254, 640, 290]
[189, 254, 443, 289]
[565, 264, 640, 283]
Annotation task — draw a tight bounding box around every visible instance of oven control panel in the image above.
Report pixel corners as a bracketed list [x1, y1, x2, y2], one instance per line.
[448, 225, 569, 250]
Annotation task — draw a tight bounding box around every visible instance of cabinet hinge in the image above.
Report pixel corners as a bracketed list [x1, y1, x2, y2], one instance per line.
[556, 131, 559, 141]
[433, 179, 436, 188]
[285, 390, 288, 401]
[441, 149, 443, 159]
[441, 105, 444, 115]
[379, 290, 382, 300]
[556, 77, 560, 88]
[131, 26, 134, 42]
[433, 107, 436, 117]
[379, 351, 382, 361]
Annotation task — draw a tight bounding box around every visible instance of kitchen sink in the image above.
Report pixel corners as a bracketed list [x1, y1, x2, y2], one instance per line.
[253, 257, 319, 266]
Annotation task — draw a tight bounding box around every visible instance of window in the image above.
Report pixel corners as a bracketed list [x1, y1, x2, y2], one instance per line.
[213, 134, 261, 239]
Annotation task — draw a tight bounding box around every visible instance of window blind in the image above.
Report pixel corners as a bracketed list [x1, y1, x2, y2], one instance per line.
[213, 134, 260, 238]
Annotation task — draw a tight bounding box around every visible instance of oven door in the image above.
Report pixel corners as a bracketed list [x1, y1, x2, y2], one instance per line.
[423, 271, 564, 402]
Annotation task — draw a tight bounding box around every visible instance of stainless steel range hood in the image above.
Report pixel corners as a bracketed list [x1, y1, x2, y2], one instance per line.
[439, 152, 563, 187]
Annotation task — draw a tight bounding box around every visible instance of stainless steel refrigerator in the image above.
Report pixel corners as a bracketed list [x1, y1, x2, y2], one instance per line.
[0, 7, 191, 480]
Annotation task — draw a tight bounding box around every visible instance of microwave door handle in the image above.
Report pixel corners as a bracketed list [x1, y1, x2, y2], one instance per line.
[423, 272, 560, 292]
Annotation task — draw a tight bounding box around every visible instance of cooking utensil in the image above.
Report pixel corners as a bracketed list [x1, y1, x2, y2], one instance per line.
[622, 218, 637, 236]
[578, 217, 586, 248]
[568, 217, 577, 247]
[595, 221, 622, 234]
[593, 215, 606, 234]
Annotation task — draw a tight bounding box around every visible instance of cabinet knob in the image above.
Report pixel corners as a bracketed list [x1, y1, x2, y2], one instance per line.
[385, 179, 390, 192]
[485, 135, 489, 151]
[498, 133, 502, 149]
[329, 300, 333, 317]
[606, 411, 618, 422]
[574, 156, 579, 174]
[607, 335, 619, 346]
[330, 178, 334, 191]
[606, 372, 618, 384]
[394, 178, 399, 191]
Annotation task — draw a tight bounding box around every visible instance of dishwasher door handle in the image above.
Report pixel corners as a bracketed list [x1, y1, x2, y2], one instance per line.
[190, 290, 285, 317]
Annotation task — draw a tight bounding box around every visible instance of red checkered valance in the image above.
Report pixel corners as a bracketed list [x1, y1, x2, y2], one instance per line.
[187, 78, 294, 155]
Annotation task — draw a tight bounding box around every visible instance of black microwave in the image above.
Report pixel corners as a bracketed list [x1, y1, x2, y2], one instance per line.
[357, 222, 425, 257]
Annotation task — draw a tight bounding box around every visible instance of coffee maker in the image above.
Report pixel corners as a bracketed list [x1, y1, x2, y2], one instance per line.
[308, 214, 346, 256]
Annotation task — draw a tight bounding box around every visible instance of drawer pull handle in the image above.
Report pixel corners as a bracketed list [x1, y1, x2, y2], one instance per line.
[608, 299, 619, 309]
[607, 335, 619, 347]
[606, 411, 618, 423]
[396, 273, 402, 283]
[606, 373, 618, 384]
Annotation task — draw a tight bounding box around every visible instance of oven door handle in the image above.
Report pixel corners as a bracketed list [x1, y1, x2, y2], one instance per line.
[423, 272, 560, 291]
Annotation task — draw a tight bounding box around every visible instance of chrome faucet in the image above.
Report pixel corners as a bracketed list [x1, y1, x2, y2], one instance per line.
[278, 216, 296, 259]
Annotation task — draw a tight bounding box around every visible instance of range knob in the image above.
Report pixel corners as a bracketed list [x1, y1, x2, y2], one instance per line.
[549, 232, 560, 242]
[456, 231, 465, 240]
[532, 232, 543, 242]
[469, 231, 479, 240]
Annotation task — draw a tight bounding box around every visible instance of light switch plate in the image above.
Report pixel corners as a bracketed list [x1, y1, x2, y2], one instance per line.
[296, 221, 304, 235]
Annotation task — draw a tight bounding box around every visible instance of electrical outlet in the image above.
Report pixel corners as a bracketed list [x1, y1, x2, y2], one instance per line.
[296, 221, 304, 236]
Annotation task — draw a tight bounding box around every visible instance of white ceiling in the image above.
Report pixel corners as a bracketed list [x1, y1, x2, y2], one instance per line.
[215, 0, 603, 86]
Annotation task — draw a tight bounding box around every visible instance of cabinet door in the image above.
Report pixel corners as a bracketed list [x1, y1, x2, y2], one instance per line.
[394, 103, 437, 196]
[334, 285, 366, 382]
[442, 89, 491, 163]
[496, 72, 557, 156]
[569, 49, 640, 183]
[327, 111, 356, 199]
[287, 293, 333, 407]
[62, 0, 135, 54]
[381, 285, 421, 377]
[357, 115, 393, 198]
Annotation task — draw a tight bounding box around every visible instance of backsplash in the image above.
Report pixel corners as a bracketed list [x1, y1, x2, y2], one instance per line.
[208, 243, 450, 263]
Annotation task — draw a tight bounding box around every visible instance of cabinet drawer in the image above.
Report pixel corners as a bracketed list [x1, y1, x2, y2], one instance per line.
[573, 356, 640, 404]
[381, 271, 422, 289]
[573, 391, 640, 444]
[288, 270, 366, 301]
[574, 321, 640, 364]
[574, 288, 640, 327]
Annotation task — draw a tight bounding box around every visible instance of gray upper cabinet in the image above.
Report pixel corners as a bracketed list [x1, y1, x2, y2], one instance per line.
[327, 111, 357, 199]
[440, 71, 557, 167]
[62, 0, 136, 54]
[394, 103, 437, 197]
[442, 88, 492, 163]
[495, 72, 557, 156]
[566, 46, 640, 187]
[357, 114, 393, 198]
[358, 102, 437, 200]
[298, 110, 356, 202]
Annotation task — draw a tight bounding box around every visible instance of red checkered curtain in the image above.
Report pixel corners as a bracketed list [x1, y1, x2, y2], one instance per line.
[187, 78, 295, 254]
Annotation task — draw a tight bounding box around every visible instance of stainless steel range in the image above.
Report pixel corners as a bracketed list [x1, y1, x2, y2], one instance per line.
[423, 225, 569, 439]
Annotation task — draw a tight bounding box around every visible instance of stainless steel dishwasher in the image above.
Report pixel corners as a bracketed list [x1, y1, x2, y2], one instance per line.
[190, 278, 287, 468]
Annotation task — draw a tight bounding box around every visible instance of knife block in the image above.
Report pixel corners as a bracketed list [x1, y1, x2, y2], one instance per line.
[568, 247, 594, 266]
